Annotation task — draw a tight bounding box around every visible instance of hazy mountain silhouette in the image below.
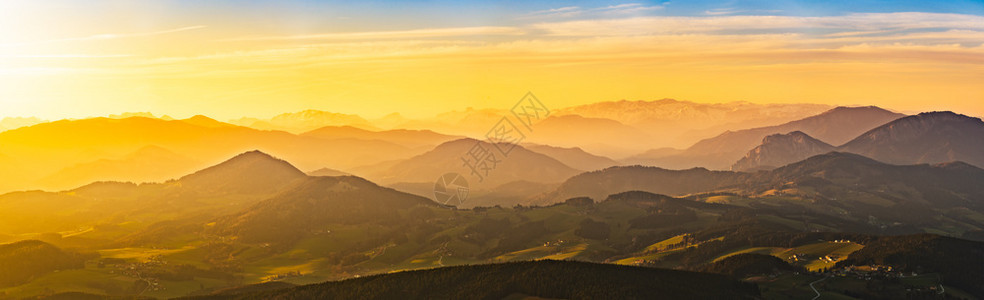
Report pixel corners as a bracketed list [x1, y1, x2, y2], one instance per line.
[840, 111, 984, 167]
[40, 145, 204, 188]
[555, 99, 832, 148]
[229, 110, 376, 133]
[306, 167, 352, 177]
[0, 116, 417, 192]
[731, 131, 835, 171]
[301, 125, 460, 149]
[523, 143, 618, 171]
[625, 106, 905, 169]
[391, 108, 508, 137]
[523, 115, 654, 158]
[356, 138, 581, 189]
[181, 115, 238, 128]
[0, 117, 45, 133]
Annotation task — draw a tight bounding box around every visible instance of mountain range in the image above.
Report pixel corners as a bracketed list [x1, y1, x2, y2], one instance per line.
[3, 102, 984, 298]
[0, 117, 429, 193]
[0, 145, 982, 298]
[841, 111, 984, 167]
[736, 111, 984, 171]
[553, 99, 833, 148]
[625, 106, 905, 169]
[229, 110, 376, 133]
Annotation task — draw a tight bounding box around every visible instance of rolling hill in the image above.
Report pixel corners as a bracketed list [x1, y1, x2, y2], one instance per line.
[0, 240, 89, 287]
[544, 152, 984, 221]
[537, 166, 747, 205]
[836, 234, 984, 296]
[208, 175, 436, 244]
[182, 260, 761, 300]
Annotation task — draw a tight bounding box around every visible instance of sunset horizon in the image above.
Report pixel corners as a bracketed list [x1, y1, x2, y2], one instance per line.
[2, 1, 983, 299]
[2, 1, 983, 121]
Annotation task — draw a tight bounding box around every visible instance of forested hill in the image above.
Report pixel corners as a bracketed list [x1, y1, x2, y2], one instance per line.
[181, 260, 760, 300]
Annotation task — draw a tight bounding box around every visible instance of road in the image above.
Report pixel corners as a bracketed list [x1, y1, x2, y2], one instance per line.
[810, 276, 829, 300]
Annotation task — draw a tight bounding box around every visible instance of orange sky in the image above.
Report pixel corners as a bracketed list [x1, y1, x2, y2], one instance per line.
[0, 2, 982, 120]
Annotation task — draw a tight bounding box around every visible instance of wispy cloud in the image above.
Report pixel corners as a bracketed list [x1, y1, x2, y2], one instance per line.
[221, 26, 525, 42]
[532, 13, 984, 36]
[1, 54, 134, 58]
[524, 6, 582, 19]
[74, 25, 207, 41]
[519, 3, 665, 20]
[704, 8, 742, 15]
[1, 26, 207, 47]
[704, 8, 782, 16]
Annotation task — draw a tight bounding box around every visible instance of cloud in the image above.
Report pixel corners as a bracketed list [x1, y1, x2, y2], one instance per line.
[6, 12, 984, 82]
[704, 8, 782, 16]
[595, 3, 666, 15]
[221, 26, 526, 42]
[2, 54, 134, 58]
[1, 26, 207, 47]
[519, 3, 665, 20]
[532, 13, 984, 37]
[524, 6, 582, 19]
[78, 26, 207, 41]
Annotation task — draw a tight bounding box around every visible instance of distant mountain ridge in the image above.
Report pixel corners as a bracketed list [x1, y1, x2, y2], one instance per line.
[736, 111, 984, 170]
[0, 116, 419, 193]
[40, 145, 204, 188]
[626, 106, 905, 169]
[301, 125, 460, 148]
[523, 143, 619, 171]
[356, 138, 582, 188]
[840, 111, 984, 167]
[522, 114, 656, 158]
[230, 110, 375, 133]
[555, 99, 832, 148]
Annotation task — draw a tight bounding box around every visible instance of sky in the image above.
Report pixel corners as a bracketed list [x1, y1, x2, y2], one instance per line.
[0, 0, 983, 120]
